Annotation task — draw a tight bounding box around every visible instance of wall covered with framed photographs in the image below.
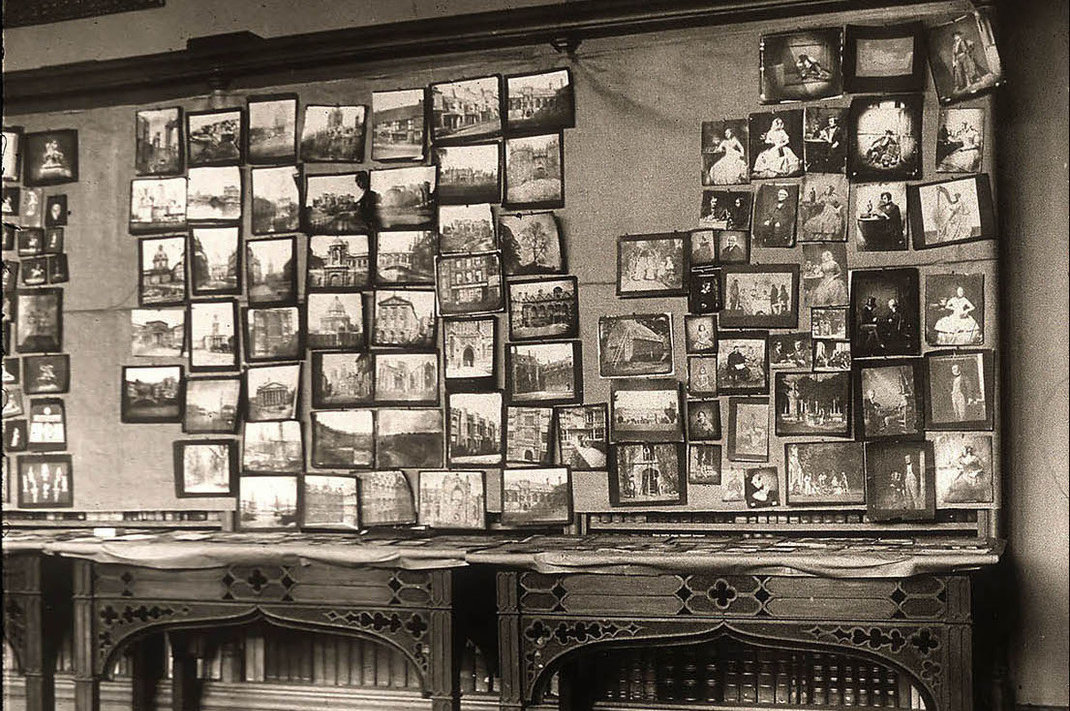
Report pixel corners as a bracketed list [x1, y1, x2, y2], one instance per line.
[1, 0, 1001, 538]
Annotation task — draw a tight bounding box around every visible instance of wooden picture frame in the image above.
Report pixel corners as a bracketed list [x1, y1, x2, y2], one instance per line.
[173, 439, 238, 498]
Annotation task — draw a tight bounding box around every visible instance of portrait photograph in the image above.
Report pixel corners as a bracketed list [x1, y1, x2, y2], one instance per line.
[443, 317, 497, 385]
[505, 133, 564, 208]
[22, 130, 79, 186]
[842, 22, 927, 93]
[242, 420, 304, 475]
[17, 454, 73, 508]
[727, 397, 770, 463]
[307, 233, 370, 291]
[245, 363, 300, 421]
[302, 474, 360, 530]
[801, 244, 849, 308]
[44, 194, 67, 227]
[688, 444, 722, 485]
[27, 398, 66, 451]
[610, 443, 686, 506]
[854, 181, 908, 251]
[925, 350, 995, 431]
[372, 289, 436, 348]
[129, 177, 187, 233]
[505, 406, 554, 465]
[188, 300, 239, 372]
[937, 108, 985, 173]
[720, 265, 800, 329]
[139, 235, 187, 306]
[377, 408, 444, 469]
[418, 470, 485, 530]
[3, 126, 22, 182]
[797, 174, 848, 242]
[499, 211, 565, 276]
[684, 314, 717, 355]
[506, 68, 574, 134]
[508, 341, 582, 405]
[597, 312, 672, 378]
[440, 202, 495, 253]
[306, 292, 364, 350]
[246, 94, 298, 164]
[509, 276, 578, 342]
[173, 440, 236, 497]
[856, 359, 925, 440]
[724, 472, 745, 506]
[748, 110, 805, 178]
[690, 229, 719, 269]
[238, 475, 299, 530]
[190, 227, 240, 297]
[435, 143, 501, 205]
[850, 267, 920, 357]
[430, 75, 501, 143]
[847, 94, 923, 182]
[372, 88, 426, 161]
[686, 398, 722, 441]
[689, 266, 722, 318]
[701, 119, 750, 185]
[752, 183, 800, 247]
[774, 371, 850, 437]
[136, 106, 184, 175]
[436, 252, 505, 316]
[311, 352, 373, 409]
[16, 288, 63, 353]
[617, 233, 687, 298]
[121, 365, 184, 424]
[699, 190, 752, 230]
[908, 175, 995, 249]
[610, 379, 682, 443]
[688, 356, 719, 397]
[803, 106, 848, 173]
[925, 272, 984, 346]
[301, 104, 366, 162]
[311, 409, 375, 469]
[303, 172, 373, 234]
[130, 308, 184, 358]
[555, 403, 608, 471]
[716, 332, 768, 396]
[785, 441, 865, 505]
[186, 166, 242, 222]
[813, 340, 852, 372]
[243, 305, 303, 362]
[717, 230, 750, 265]
[374, 352, 439, 405]
[246, 236, 296, 306]
[865, 439, 935, 522]
[358, 470, 417, 527]
[371, 165, 438, 229]
[769, 333, 812, 370]
[251, 165, 300, 235]
[744, 466, 780, 508]
[501, 467, 571, 526]
[187, 108, 242, 166]
[183, 376, 241, 434]
[447, 391, 504, 465]
[375, 230, 437, 285]
[927, 10, 1004, 105]
[3, 187, 19, 216]
[760, 28, 843, 103]
[932, 432, 994, 505]
[811, 306, 848, 340]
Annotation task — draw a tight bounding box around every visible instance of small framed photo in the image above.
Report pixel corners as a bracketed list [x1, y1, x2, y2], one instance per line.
[721, 265, 800, 329]
[447, 391, 504, 465]
[187, 108, 243, 166]
[843, 22, 927, 93]
[908, 175, 996, 250]
[749, 110, 805, 178]
[865, 439, 935, 521]
[717, 332, 768, 396]
[183, 376, 241, 434]
[802, 244, 849, 307]
[687, 356, 719, 397]
[139, 235, 187, 306]
[927, 10, 1004, 105]
[376, 409, 444, 469]
[700, 190, 753, 230]
[357, 470, 417, 527]
[247, 236, 298, 306]
[246, 94, 298, 165]
[121, 365, 184, 424]
[855, 358, 925, 440]
[505, 406, 555, 465]
[688, 444, 722, 485]
[19, 257, 47, 287]
[689, 269, 723, 315]
[690, 229, 718, 269]
[17, 228, 44, 257]
[2, 187, 20, 216]
[811, 306, 848, 340]
[242, 420, 304, 474]
[374, 352, 439, 405]
[813, 340, 852, 372]
[136, 106, 184, 175]
[684, 314, 717, 355]
[243, 306, 304, 363]
[3, 224, 15, 250]
[245, 363, 300, 421]
[436, 143, 501, 205]
[47, 256, 69, 286]
[925, 350, 995, 431]
[925, 272, 984, 346]
[189, 227, 240, 297]
[371, 166, 438, 230]
[372, 88, 427, 162]
[555, 404, 608, 471]
[22, 130, 79, 186]
[187, 166, 242, 223]
[499, 212, 565, 276]
[418, 470, 486, 530]
[506, 69, 574, 134]
[430, 76, 501, 143]
[774, 371, 850, 437]
[597, 313, 672, 378]
[130, 177, 187, 233]
[238, 475, 299, 530]
[173, 439, 237, 497]
[307, 233, 370, 291]
[2, 357, 19, 385]
[507, 341, 582, 405]
[311, 352, 373, 408]
[797, 174, 848, 243]
[439, 203, 495, 254]
[19, 187, 44, 227]
[785, 441, 865, 506]
[504, 133, 564, 208]
[16, 288, 63, 353]
[2, 259, 16, 290]
[617, 233, 687, 298]
[501, 466, 572, 527]
[311, 409, 375, 469]
[937, 108, 985, 173]
[22, 354, 70, 394]
[610, 379, 683, 443]
[436, 252, 505, 316]
[686, 398, 722, 441]
[508, 276, 578, 342]
[850, 267, 920, 358]
[610, 442, 686, 506]
[759, 28, 843, 103]
[303, 172, 374, 234]
[17, 454, 73, 508]
[3, 126, 23, 182]
[769, 333, 811, 370]
[44, 194, 67, 227]
[188, 300, 239, 372]
[307, 291, 365, 350]
[932, 432, 994, 505]
[131, 307, 185, 359]
[717, 230, 750, 265]
[752, 183, 800, 248]
[701, 119, 750, 186]
[375, 230, 437, 286]
[848, 95, 923, 182]
[727, 397, 770, 463]
[371, 289, 436, 348]
[803, 106, 848, 174]
[854, 182, 908, 251]
[3, 385, 25, 419]
[251, 165, 301, 235]
[4, 419, 27, 452]
[744, 466, 780, 508]
[302, 474, 361, 530]
[301, 104, 366, 162]
[27, 397, 66, 451]
[442, 317, 497, 386]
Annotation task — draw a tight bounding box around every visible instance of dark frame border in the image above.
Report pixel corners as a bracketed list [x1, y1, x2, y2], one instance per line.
[500, 465, 573, 526]
[842, 21, 927, 93]
[173, 439, 238, 498]
[245, 93, 299, 165]
[17, 453, 74, 509]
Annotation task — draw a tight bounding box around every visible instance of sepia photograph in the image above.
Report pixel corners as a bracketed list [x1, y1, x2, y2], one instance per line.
[927, 10, 1004, 104]
[937, 108, 985, 173]
[610, 379, 682, 442]
[727, 397, 770, 463]
[610, 443, 686, 506]
[139, 235, 187, 306]
[22, 130, 79, 186]
[509, 276, 578, 341]
[865, 439, 935, 522]
[506, 68, 574, 133]
[504, 133, 564, 208]
[686, 398, 722, 441]
[801, 245, 849, 307]
[303, 172, 374, 234]
[555, 403, 608, 471]
[45, 194, 67, 227]
[716, 230, 749, 266]
[848, 94, 923, 181]
[357, 470, 416, 526]
[689, 269, 722, 315]
[505, 406, 554, 465]
[925, 350, 995, 430]
[129, 176, 187, 233]
[173, 439, 236, 497]
[760, 28, 843, 103]
[436, 251, 505, 315]
[925, 272, 984, 346]
[813, 339, 852, 372]
[17, 228, 43, 257]
[188, 300, 239, 371]
[435, 143, 501, 204]
[187, 108, 242, 166]
[774, 371, 850, 437]
[16, 289, 63, 354]
[443, 317, 497, 385]
[5, 418, 27, 453]
[932, 432, 994, 505]
[597, 312, 672, 378]
[701, 119, 749, 185]
[306, 292, 364, 350]
[251, 165, 300, 234]
[22, 355, 69, 395]
[699, 190, 752, 230]
[130, 308, 184, 358]
[418, 470, 486, 530]
[19, 190, 43, 225]
[811, 306, 848, 340]
[244, 363, 300, 421]
[785, 441, 865, 505]
[3, 126, 22, 182]
[246, 94, 298, 164]
[690, 229, 719, 269]
[856, 359, 925, 440]
[749, 110, 805, 178]
[508, 341, 582, 405]
[121, 365, 184, 424]
[372, 288, 436, 348]
[307, 233, 370, 291]
[499, 211, 564, 276]
[843, 22, 927, 93]
[311, 409, 375, 469]
[311, 351, 373, 408]
[430, 75, 501, 143]
[27, 398, 67, 451]
[375, 230, 437, 285]
[243, 305, 303, 362]
[372, 88, 426, 161]
[854, 181, 908, 251]
[187, 166, 242, 222]
[371, 165, 438, 230]
[717, 332, 769, 396]
[501, 467, 571, 526]
[720, 265, 800, 329]
[374, 352, 439, 405]
[136, 107, 183, 175]
[684, 314, 717, 355]
[246, 236, 296, 306]
[797, 174, 848, 242]
[3, 187, 19, 216]
[688, 356, 719, 397]
[447, 391, 503, 465]
[752, 183, 800, 247]
[803, 106, 848, 173]
[183, 376, 241, 434]
[908, 175, 995, 249]
[688, 443, 722, 485]
[617, 233, 687, 298]
[20, 256, 47, 287]
[302, 474, 360, 530]
[440, 202, 495, 253]
[301, 104, 366, 162]
[744, 466, 780, 508]
[238, 475, 299, 530]
[377, 408, 444, 469]
[190, 226, 240, 297]
[17, 454, 73, 508]
[850, 267, 920, 357]
[242, 420, 304, 475]
[3, 385, 25, 420]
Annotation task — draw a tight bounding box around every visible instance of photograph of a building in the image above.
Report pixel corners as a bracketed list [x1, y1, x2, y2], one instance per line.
[130, 308, 184, 357]
[505, 133, 563, 206]
[506, 406, 553, 464]
[246, 306, 301, 361]
[190, 226, 239, 295]
[304, 172, 372, 233]
[136, 107, 182, 175]
[443, 318, 495, 380]
[189, 301, 237, 369]
[375, 230, 436, 284]
[448, 392, 502, 464]
[130, 177, 187, 232]
[506, 69, 573, 132]
[557, 405, 608, 470]
[301, 105, 366, 162]
[501, 467, 570, 525]
[307, 234, 370, 289]
[509, 341, 578, 402]
[312, 352, 373, 408]
[251, 165, 300, 234]
[186, 166, 242, 222]
[371, 166, 437, 229]
[373, 289, 435, 347]
[303, 475, 359, 529]
[431, 76, 501, 141]
[372, 88, 426, 160]
[245, 364, 299, 421]
[509, 278, 576, 340]
[307, 293, 364, 349]
[242, 421, 303, 474]
[246, 237, 295, 305]
[436, 143, 500, 204]
[436, 252, 503, 315]
[375, 353, 438, 403]
[139, 236, 186, 304]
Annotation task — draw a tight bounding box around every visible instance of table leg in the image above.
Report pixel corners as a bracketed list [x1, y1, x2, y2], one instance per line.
[71, 560, 99, 711]
[169, 632, 201, 711]
[10, 553, 56, 711]
[496, 571, 523, 711]
[429, 570, 460, 711]
[131, 634, 165, 711]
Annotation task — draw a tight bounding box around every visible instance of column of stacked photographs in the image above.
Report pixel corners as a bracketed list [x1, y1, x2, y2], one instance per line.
[2, 126, 78, 509]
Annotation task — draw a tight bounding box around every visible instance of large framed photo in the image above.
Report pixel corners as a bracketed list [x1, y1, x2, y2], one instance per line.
[507, 341, 582, 405]
[357, 470, 417, 527]
[22, 130, 79, 186]
[121, 365, 184, 424]
[376, 409, 444, 469]
[610, 442, 686, 507]
[501, 467, 572, 527]
[183, 376, 241, 434]
[130, 177, 187, 233]
[243, 306, 303, 362]
[447, 391, 503, 465]
[173, 439, 237, 497]
[22, 354, 70, 395]
[701, 119, 749, 186]
[139, 235, 187, 306]
[251, 165, 301, 235]
[854, 182, 908, 251]
[435, 144, 501, 205]
[717, 332, 768, 396]
[847, 94, 923, 182]
[505, 406, 554, 465]
[752, 183, 799, 248]
[303, 172, 374, 234]
[187, 166, 242, 223]
[242, 420, 304, 475]
[307, 234, 370, 291]
[499, 212, 565, 276]
[246, 94, 298, 165]
[136, 107, 184, 175]
[190, 227, 240, 297]
[374, 352, 439, 405]
[774, 371, 850, 437]
[187, 108, 243, 166]
[856, 359, 925, 441]
[302, 474, 361, 531]
[17, 454, 73, 508]
[932, 432, 994, 505]
[759, 28, 843, 103]
[936, 108, 985, 173]
[435, 252, 505, 316]
[311, 351, 373, 408]
[375, 230, 437, 286]
[506, 68, 574, 134]
[555, 404, 608, 471]
[597, 313, 672, 378]
[785, 441, 865, 505]
[442, 317, 497, 387]
[907, 175, 996, 249]
[802, 244, 849, 307]
[238, 475, 299, 530]
[720, 265, 800, 329]
[188, 300, 239, 372]
[371, 289, 436, 348]
[27, 397, 67, 451]
[3, 126, 23, 182]
[617, 233, 687, 298]
[504, 133, 564, 208]
[311, 409, 375, 469]
[16, 289, 63, 353]
[610, 379, 683, 443]
[927, 11, 1004, 105]
[865, 439, 935, 522]
[301, 105, 366, 163]
[307, 292, 364, 350]
[371, 166, 438, 230]
[508, 277, 578, 342]
[843, 22, 927, 93]
[797, 174, 848, 242]
[245, 363, 300, 421]
[803, 106, 848, 174]
[925, 272, 984, 346]
[372, 88, 427, 162]
[850, 267, 920, 358]
[727, 397, 770, 463]
[418, 470, 486, 530]
[430, 76, 502, 143]
[925, 350, 995, 431]
[749, 110, 805, 178]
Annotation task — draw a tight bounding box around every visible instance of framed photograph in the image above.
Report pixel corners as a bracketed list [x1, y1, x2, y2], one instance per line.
[843, 22, 927, 93]
[16, 288, 63, 353]
[4, 419, 27, 453]
[138, 236, 187, 306]
[311, 409, 375, 469]
[132, 307, 185, 359]
[121, 365, 184, 423]
[439, 203, 494, 254]
[927, 10, 1004, 105]
[856, 358, 925, 440]
[307, 291, 364, 350]
[447, 391, 503, 465]
[689, 229, 718, 269]
[797, 174, 848, 243]
[371, 289, 436, 348]
[188, 300, 239, 372]
[727, 397, 770, 463]
[3, 224, 15, 250]
[507, 341, 582, 405]
[854, 182, 908, 251]
[760, 28, 843, 103]
[371, 166, 438, 230]
[183, 376, 241, 434]
[925, 272, 984, 346]
[925, 350, 995, 431]
[688, 443, 722, 485]
[2, 259, 15, 290]
[505, 406, 554, 465]
[684, 315, 717, 355]
[499, 212, 565, 276]
[301, 104, 366, 162]
[245, 363, 300, 421]
[187, 166, 242, 223]
[848, 95, 923, 182]
[749, 110, 804, 178]
[597, 312, 672, 378]
[701, 119, 749, 186]
[850, 267, 920, 358]
[19, 187, 44, 227]
[357, 470, 417, 527]
[507, 277, 578, 343]
[932, 432, 994, 505]
[418, 470, 486, 530]
[610, 379, 682, 443]
[616, 233, 687, 298]
[136, 106, 184, 175]
[251, 166, 300, 235]
[686, 398, 722, 441]
[785, 441, 865, 505]
[720, 265, 800, 329]
[688, 269, 723, 315]
[865, 439, 935, 521]
[774, 371, 850, 437]
[23, 354, 70, 394]
[17, 229, 44, 257]
[374, 230, 436, 286]
[3, 385, 26, 420]
[17, 454, 73, 508]
[302, 474, 360, 530]
[22, 130, 79, 186]
[20, 256, 47, 287]
[307, 233, 370, 291]
[801, 245, 849, 307]
[717, 332, 768, 396]
[436, 143, 501, 205]
[376, 409, 444, 469]
[688, 356, 719, 397]
[609, 442, 686, 506]
[435, 252, 505, 316]
[243, 306, 303, 362]
[555, 404, 608, 471]
[700, 190, 752, 230]
[44, 194, 67, 227]
[303, 172, 374, 234]
[811, 306, 848, 340]
[246, 94, 298, 165]
[721, 467, 745, 501]
[803, 106, 848, 174]
[187, 108, 242, 166]
[372, 88, 426, 162]
[3, 126, 23, 182]
[907, 175, 996, 249]
[430, 76, 501, 143]
[2, 187, 19, 217]
[130, 177, 187, 233]
[506, 68, 574, 134]
[713, 231, 748, 267]
[173, 439, 236, 497]
[311, 351, 373, 408]
[238, 475, 299, 530]
[744, 467, 780, 508]
[46, 254, 68, 285]
[752, 183, 800, 248]
[501, 467, 572, 526]
[242, 420, 304, 475]
[813, 340, 852, 372]
[504, 133, 564, 208]
[937, 108, 985, 173]
[3, 357, 19, 385]
[189, 226, 240, 297]
[27, 397, 66, 451]
[245, 237, 296, 306]
[442, 317, 497, 386]
[374, 352, 439, 405]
